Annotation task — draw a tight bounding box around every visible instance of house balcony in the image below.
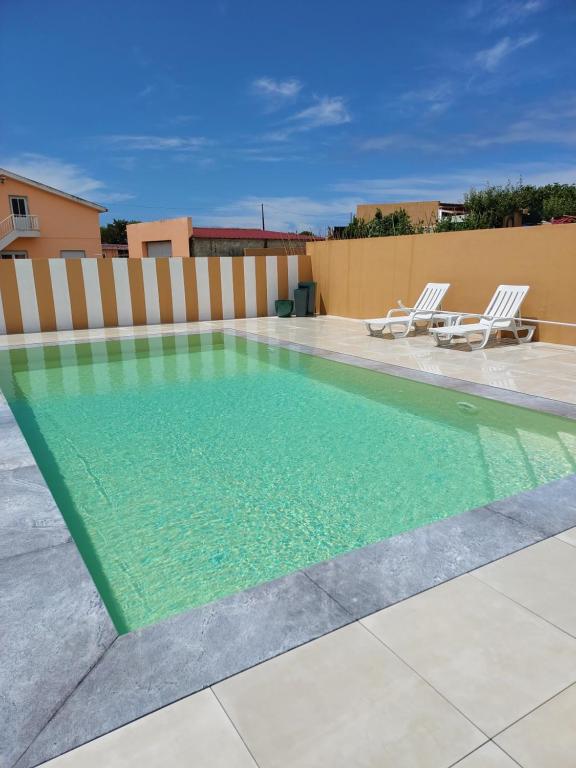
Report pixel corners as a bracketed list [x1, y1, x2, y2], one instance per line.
[0, 214, 40, 250]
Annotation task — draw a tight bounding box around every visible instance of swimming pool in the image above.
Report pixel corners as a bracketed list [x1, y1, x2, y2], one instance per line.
[1, 332, 575, 633]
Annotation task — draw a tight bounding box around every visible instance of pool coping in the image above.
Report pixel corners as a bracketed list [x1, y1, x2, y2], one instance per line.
[1, 327, 576, 768]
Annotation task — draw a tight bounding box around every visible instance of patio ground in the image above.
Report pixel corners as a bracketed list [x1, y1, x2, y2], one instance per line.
[43, 529, 576, 767]
[3, 316, 576, 767]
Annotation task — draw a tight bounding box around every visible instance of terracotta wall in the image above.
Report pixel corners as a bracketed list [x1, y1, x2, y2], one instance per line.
[308, 224, 576, 345]
[0, 254, 312, 334]
[1, 177, 103, 258]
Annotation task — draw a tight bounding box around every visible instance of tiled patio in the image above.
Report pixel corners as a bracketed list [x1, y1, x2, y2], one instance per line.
[3, 316, 576, 767]
[41, 529, 576, 767]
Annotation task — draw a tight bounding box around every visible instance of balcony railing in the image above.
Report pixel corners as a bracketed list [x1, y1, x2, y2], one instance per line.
[0, 214, 40, 242]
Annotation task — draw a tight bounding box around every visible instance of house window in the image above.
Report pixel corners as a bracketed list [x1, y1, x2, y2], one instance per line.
[1, 251, 28, 259]
[9, 196, 29, 216]
[60, 250, 86, 259]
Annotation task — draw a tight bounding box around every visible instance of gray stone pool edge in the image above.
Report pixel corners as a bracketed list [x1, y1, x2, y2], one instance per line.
[0, 328, 574, 768]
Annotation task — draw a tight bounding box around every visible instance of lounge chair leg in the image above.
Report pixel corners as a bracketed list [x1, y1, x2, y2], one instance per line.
[467, 332, 491, 350]
[391, 325, 412, 339]
[512, 326, 535, 344]
[433, 333, 452, 347]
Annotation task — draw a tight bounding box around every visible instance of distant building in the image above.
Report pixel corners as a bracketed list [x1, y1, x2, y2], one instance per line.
[127, 217, 321, 259]
[356, 200, 466, 228]
[0, 168, 106, 259]
[102, 243, 128, 258]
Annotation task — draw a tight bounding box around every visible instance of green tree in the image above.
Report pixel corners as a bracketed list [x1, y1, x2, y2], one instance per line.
[541, 185, 576, 220]
[331, 182, 576, 241]
[337, 208, 415, 239]
[100, 219, 140, 244]
[463, 182, 529, 227]
[433, 214, 482, 233]
[463, 181, 576, 226]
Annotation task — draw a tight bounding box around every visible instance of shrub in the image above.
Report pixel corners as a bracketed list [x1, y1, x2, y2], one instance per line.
[542, 185, 576, 220]
[337, 208, 415, 239]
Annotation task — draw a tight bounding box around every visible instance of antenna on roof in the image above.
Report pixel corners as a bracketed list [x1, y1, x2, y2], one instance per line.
[261, 203, 265, 231]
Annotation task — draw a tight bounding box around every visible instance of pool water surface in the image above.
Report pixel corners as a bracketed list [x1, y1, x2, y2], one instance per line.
[1, 332, 575, 633]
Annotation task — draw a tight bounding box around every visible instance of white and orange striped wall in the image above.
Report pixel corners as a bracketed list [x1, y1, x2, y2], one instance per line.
[0, 254, 313, 335]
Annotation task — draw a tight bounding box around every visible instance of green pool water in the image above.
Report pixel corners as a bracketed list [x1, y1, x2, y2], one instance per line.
[1, 332, 575, 633]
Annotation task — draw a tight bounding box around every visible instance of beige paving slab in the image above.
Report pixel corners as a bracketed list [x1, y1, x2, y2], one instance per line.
[214, 622, 485, 768]
[452, 742, 519, 767]
[495, 683, 576, 768]
[557, 526, 576, 547]
[472, 538, 576, 637]
[42, 689, 257, 768]
[361, 574, 576, 737]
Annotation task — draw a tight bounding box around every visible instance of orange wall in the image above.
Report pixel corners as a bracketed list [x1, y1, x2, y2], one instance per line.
[2, 177, 103, 258]
[308, 224, 576, 345]
[356, 200, 440, 226]
[127, 217, 193, 258]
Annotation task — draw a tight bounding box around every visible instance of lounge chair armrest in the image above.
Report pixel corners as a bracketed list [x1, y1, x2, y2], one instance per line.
[387, 307, 413, 318]
[453, 313, 484, 324]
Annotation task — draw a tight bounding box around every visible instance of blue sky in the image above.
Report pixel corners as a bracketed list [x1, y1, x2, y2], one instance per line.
[2, 0, 575, 232]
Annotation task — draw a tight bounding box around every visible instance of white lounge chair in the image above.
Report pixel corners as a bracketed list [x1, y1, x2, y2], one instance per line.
[365, 282, 450, 338]
[429, 284, 535, 350]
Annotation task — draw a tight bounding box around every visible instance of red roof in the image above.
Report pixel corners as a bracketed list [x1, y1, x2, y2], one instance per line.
[191, 227, 320, 241]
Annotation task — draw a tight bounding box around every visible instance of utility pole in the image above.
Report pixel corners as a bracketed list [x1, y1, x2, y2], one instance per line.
[261, 203, 265, 231]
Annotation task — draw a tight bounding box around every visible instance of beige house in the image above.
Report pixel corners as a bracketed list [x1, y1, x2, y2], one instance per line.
[0, 168, 106, 259]
[356, 200, 466, 228]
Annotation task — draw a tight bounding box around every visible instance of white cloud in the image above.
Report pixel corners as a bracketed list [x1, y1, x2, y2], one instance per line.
[465, 0, 484, 19]
[263, 96, 352, 142]
[291, 96, 351, 129]
[360, 125, 576, 153]
[251, 78, 303, 114]
[166, 114, 198, 125]
[104, 135, 209, 151]
[332, 163, 576, 204]
[492, 0, 544, 27]
[465, 0, 544, 26]
[236, 147, 305, 163]
[400, 81, 454, 115]
[474, 33, 538, 71]
[359, 95, 576, 152]
[252, 77, 302, 99]
[99, 191, 136, 203]
[196, 195, 357, 233]
[359, 135, 447, 152]
[136, 84, 155, 99]
[0, 153, 132, 204]
[471, 123, 576, 147]
[2, 153, 104, 196]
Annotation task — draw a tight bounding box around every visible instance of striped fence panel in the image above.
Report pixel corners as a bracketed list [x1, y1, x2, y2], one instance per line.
[0, 254, 313, 335]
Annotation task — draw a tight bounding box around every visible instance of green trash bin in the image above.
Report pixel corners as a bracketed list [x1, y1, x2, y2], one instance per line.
[275, 299, 294, 318]
[294, 288, 309, 317]
[297, 281, 316, 315]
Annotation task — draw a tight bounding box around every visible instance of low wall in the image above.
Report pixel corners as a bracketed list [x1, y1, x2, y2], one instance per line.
[308, 224, 576, 345]
[0, 254, 312, 335]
